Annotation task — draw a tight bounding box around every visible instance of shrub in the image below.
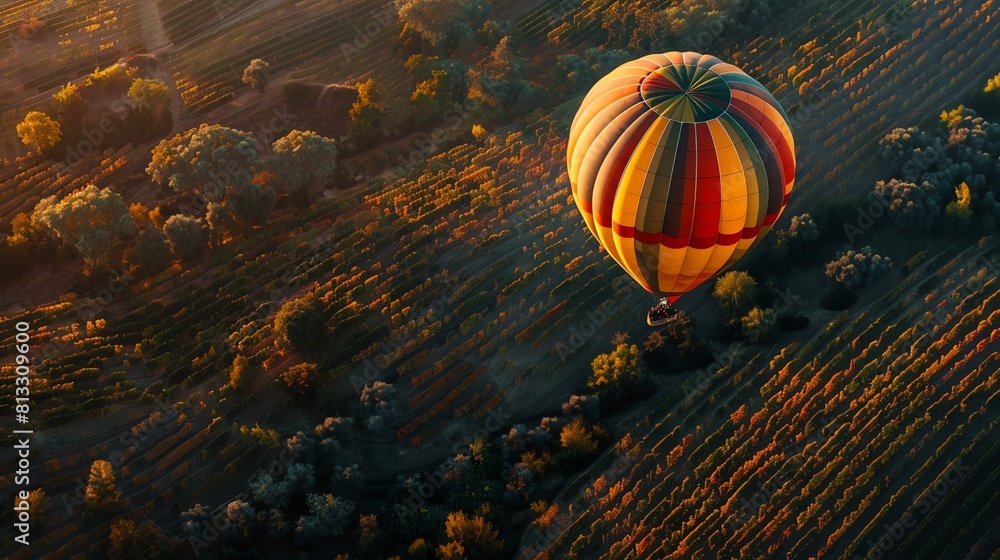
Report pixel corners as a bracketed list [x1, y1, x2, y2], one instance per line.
[588, 343, 645, 404]
[712, 271, 758, 316]
[274, 296, 327, 351]
[825, 246, 892, 290]
[162, 214, 205, 261]
[281, 362, 319, 396]
[874, 179, 941, 230]
[741, 307, 779, 343]
[242, 59, 270, 93]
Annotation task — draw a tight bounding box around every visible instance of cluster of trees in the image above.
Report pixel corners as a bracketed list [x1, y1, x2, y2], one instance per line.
[7, 122, 337, 276]
[712, 271, 780, 343]
[543, 0, 786, 54]
[824, 246, 892, 290]
[183, 416, 361, 553]
[147, 124, 338, 239]
[876, 98, 1000, 233]
[17, 64, 174, 160]
[395, 0, 490, 55]
[588, 335, 646, 404]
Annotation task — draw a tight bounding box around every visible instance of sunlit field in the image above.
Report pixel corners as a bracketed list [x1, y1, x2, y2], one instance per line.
[1, 0, 998, 559]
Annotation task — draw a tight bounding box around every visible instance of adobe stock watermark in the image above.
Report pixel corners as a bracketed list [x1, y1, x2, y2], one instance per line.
[339, 6, 395, 63]
[349, 275, 463, 394]
[184, 445, 304, 555]
[883, 252, 1000, 364]
[375, 97, 487, 181]
[35, 268, 134, 364]
[392, 402, 513, 522]
[57, 94, 141, 177]
[58, 397, 178, 514]
[676, 0, 750, 52]
[520, 446, 638, 558]
[552, 275, 643, 359]
[852, 458, 970, 560]
[843, 121, 950, 245]
[876, 0, 923, 44]
[725, 418, 843, 532]
[842, 189, 896, 244]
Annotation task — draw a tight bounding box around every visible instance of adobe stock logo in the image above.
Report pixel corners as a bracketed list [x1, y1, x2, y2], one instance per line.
[852, 459, 971, 559]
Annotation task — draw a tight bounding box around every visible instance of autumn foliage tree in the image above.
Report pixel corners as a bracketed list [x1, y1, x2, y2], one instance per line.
[712, 271, 758, 316]
[348, 79, 387, 149]
[268, 130, 338, 201]
[162, 214, 205, 262]
[17, 111, 62, 153]
[242, 58, 270, 93]
[84, 460, 122, 517]
[107, 519, 173, 560]
[588, 342, 645, 404]
[31, 184, 135, 268]
[436, 511, 504, 560]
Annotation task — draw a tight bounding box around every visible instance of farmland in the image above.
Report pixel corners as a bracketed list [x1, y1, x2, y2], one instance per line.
[1, 0, 999, 558]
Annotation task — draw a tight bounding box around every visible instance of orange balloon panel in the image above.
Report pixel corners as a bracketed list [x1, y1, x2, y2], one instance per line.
[567, 52, 796, 298]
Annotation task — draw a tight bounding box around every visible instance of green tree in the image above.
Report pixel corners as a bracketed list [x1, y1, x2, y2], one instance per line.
[128, 78, 172, 130]
[147, 123, 263, 202]
[294, 494, 355, 546]
[17, 111, 62, 152]
[741, 307, 779, 343]
[348, 79, 386, 149]
[162, 214, 205, 261]
[712, 271, 758, 316]
[395, 0, 489, 52]
[32, 184, 135, 268]
[127, 227, 172, 275]
[84, 460, 122, 517]
[825, 246, 892, 290]
[269, 130, 338, 201]
[148, 124, 274, 235]
[274, 296, 327, 351]
[467, 36, 535, 116]
[52, 82, 87, 135]
[588, 342, 645, 403]
[108, 519, 173, 560]
[788, 213, 819, 243]
[242, 59, 270, 93]
[412, 70, 448, 125]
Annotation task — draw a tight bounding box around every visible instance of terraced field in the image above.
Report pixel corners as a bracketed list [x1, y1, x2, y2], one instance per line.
[523, 240, 1000, 559]
[1, 0, 998, 558]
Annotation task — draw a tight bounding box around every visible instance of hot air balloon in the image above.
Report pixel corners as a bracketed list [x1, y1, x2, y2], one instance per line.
[567, 51, 796, 326]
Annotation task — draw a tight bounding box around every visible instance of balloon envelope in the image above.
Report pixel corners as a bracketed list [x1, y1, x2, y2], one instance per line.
[567, 51, 796, 301]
